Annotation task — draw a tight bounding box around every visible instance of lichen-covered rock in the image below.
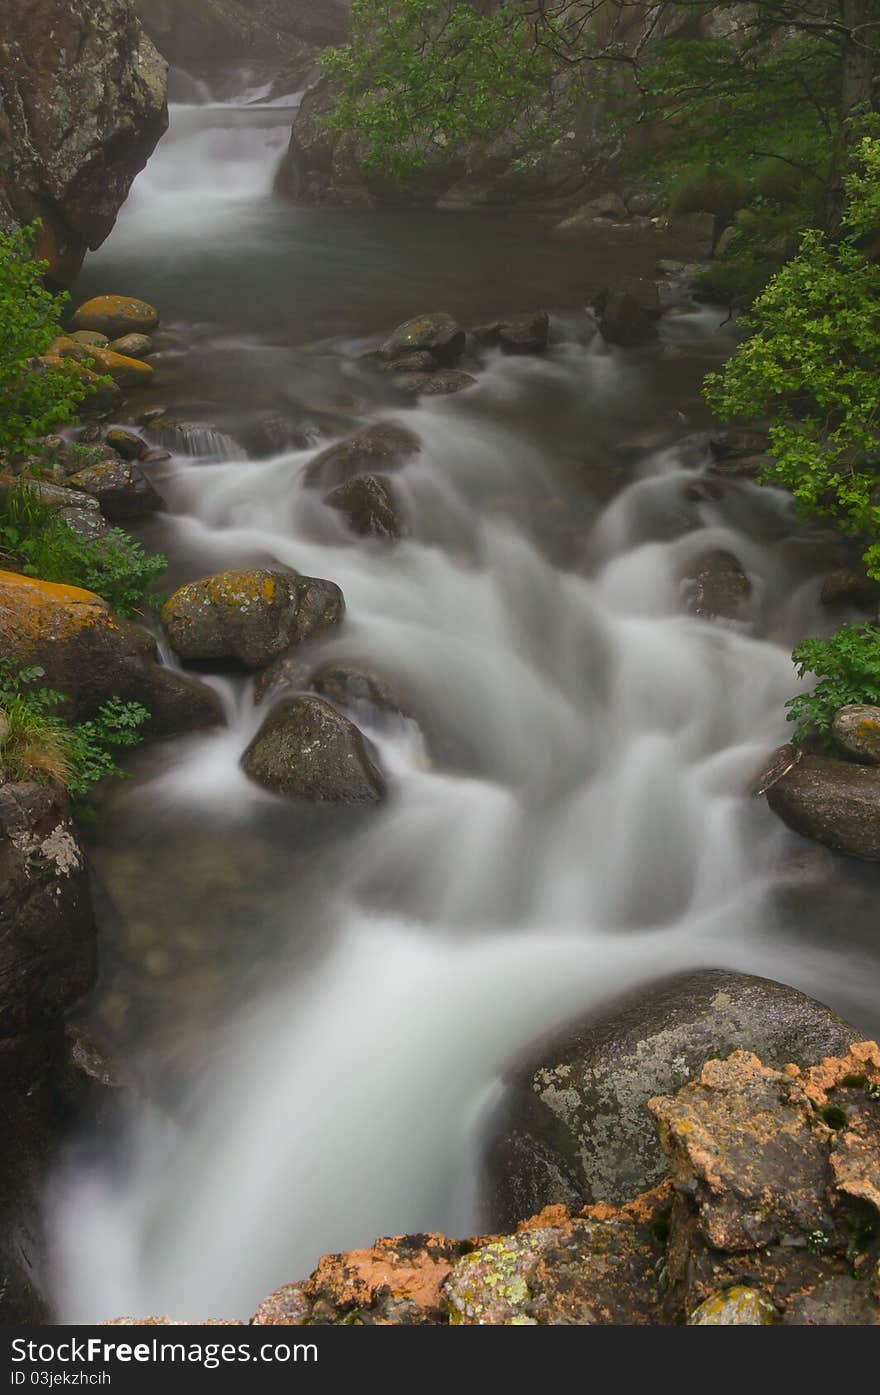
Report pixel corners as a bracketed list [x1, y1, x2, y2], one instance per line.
[161, 569, 344, 668]
[651, 1043, 880, 1322]
[682, 548, 752, 623]
[381, 313, 465, 367]
[304, 421, 421, 490]
[324, 474, 401, 539]
[82, 346, 154, 388]
[0, 783, 95, 1034]
[483, 970, 859, 1229]
[0, 570, 223, 736]
[688, 1286, 779, 1325]
[832, 705, 880, 766]
[393, 370, 477, 397]
[71, 297, 160, 340]
[67, 458, 163, 520]
[0, 4, 168, 283]
[241, 696, 386, 804]
[104, 428, 149, 460]
[251, 1283, 311, 1326]
[302, 1234, 471, 1325]
[767, 754, 880, 860]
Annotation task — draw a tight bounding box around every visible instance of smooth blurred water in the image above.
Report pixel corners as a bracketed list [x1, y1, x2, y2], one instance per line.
[48, 100, 880, 1322]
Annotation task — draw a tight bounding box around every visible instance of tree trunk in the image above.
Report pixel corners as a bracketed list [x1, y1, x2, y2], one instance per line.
[826, 0, 880, 231]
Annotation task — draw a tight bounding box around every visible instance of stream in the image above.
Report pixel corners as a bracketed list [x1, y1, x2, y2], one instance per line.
[46, 95, 880, 1322]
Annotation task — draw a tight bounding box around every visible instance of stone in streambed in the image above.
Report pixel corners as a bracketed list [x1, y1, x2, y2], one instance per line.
[161, 569, 344, 668]
[109, 334, 153, 359]
[67, 459, 163, 521]
[381, 312, 465, 367]
[472, 311, 550, 355]
[392, 369, 477, 397]
[71, 296, 160, 339]
[767, 753, 880, 859]
[482, 969, 860, 1229]
[81, 347, 154, 387]
[597, 289, 657, 348]
[682, 548, 752, 623]
[832, 705, 880, 765]
[820, 567, 880, 611]
[304, 421, 421, 489]
[241, 696, 386, 805]
[312, 662, 413, 719]
[688, 1286, 779, 1325]
[325, 474, 400, 539]
[104, 428, 149, 461]
[70, 331, 109, 348]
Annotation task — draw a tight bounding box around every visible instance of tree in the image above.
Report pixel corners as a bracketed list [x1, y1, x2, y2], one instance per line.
[322, 0, 880, 223]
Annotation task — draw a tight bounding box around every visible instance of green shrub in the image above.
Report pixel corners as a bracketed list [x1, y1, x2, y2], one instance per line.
[0, 482, 166, 616]
[0, 225, 97, 451]
[786, 624, 880, 745]
[0, 661, 149, 808]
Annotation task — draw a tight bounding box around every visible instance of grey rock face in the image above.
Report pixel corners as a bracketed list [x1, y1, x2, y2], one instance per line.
[0, 0, 168, 282]
[767, 753, 880, 859]
[241, 696, 386, 804]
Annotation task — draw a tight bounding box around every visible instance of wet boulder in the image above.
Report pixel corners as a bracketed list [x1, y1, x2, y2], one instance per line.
[71, 296, 160, 340]
[0, 783, 95, 1034]
[393, 370, 477, 397]
[0, 570, 223, 736]
[820, 567, 880, 612]
[556, 193, 628, 232]
[312, 662, 412, 719]
[67, 458, 163, 521]
[241, 696, 386, 804]
[832, 705, 880, 765]
[767, 753, 880, 859]
[304, 421, 421, 490]
[161, 569, 344, 668]
[596, 277, 661, 323]
[472, 312, 550, 355]
[109, 334, 153, 359]
[597, 289, 658, 348]
[104, 428, 149, 461]
[381, 313, 465, 368]
[482, 969, 859, 1229]
[682, 548, 752, 623]
[324, 474, 401, 539]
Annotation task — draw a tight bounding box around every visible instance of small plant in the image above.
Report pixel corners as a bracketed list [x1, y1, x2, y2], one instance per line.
[805, 1229, 830, 1255]
[0, 662, 148, 809]
[785, 624, 880, 745]
[0, 224, 97, 450]
[0, 482, 166, 616]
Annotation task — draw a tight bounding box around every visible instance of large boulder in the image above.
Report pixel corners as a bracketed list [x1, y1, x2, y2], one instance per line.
[0, 0, 168, 283]
[0, 783, 95, 1034]
[597, 289, 658, 348]
[324, 474, 400, 539]
[0, 570, 223, 736]
[241, 696, 386, 804]
[767, 753, 880, 859]
[70, 296, 160, 339]
[682, 548, 752, 623]
[161, 568, 344, 668]
[482, 969, 860, 1229]
[304, 421, 421, 490]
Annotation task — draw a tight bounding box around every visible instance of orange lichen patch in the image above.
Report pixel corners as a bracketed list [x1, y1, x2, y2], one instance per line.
[517, 1204, 569, 1231]
[304, 1234, 467, 1318]
[800, 1042, 880, 1106]
[0, 569, 117, 650]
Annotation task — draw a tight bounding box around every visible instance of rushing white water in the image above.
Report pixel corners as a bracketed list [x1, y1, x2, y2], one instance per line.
[47, 107, 880, 1324]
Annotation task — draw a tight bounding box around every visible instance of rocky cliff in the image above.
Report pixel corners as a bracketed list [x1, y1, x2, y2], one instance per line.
[0, 0, 168, 283]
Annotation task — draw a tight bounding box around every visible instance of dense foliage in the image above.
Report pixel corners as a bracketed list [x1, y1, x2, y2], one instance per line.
[0, 661, 148, 805]
[786, 625, 880, 744]
[0, 226, 95, 449]
[0, 483, 167, 616]
[705, 136, 880, 581]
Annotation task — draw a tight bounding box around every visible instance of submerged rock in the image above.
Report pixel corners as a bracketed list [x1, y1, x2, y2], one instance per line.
[161, 569, 344, 668]
[241, 696, 386, 804]
[324, 474, 400, 539]
[483, 969, 859, 1228]
[598, 289, 658, 347]
[381, 313, 465, 367]
[472, 312, 550, 355]
[304, 421, 421, 490]
[682, 548, 752, 623]
[312, 662, 412, 719]
[767, 753, 880, 859]
[392, 369, 477, 396]
[0, 570, 222, 736]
